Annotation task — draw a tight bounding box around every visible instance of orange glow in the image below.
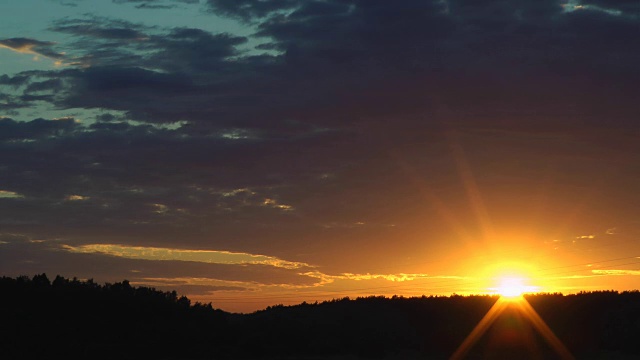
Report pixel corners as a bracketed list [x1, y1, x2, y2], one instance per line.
[483, 261, 542, 297]
[495, 277, 530, 299]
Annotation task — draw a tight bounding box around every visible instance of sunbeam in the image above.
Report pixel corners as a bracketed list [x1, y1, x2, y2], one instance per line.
[449, 298, 509, 360]
[449, 296, 575, 360]
[515, 299, 575, 360]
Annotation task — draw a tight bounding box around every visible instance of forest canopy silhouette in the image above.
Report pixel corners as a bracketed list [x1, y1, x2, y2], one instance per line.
[2, 273, 640, 359]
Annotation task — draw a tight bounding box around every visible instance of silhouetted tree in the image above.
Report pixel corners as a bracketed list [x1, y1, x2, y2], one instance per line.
[2, 274, 640, 359]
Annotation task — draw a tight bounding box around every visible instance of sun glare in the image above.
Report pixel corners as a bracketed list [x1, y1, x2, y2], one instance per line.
[496, 277, 528, 299]
[482, 260, 541, 299]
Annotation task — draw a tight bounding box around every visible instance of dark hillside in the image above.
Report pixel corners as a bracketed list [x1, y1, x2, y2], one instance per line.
[0, 274, 232, 359]
[2, 274, 640, 359]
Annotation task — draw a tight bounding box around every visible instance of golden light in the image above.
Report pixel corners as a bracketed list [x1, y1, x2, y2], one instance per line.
[482, 261, 542, 299]
[495, 276, 529, 299]
[450, 259, 576, 359]
[451, 283, 574, 360]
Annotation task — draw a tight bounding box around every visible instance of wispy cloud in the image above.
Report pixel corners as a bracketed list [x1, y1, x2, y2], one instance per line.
[132, 276, 253, 293]
[262, 198, 294, 211]
[300, 271, 461, 287]
[337, 272, 433, 282]
[63, 244, 313, 269]
[65, 195, 89, 201]
[133, 271, 462, 293]
[0, 190, 24, 199]
[0, 37, 72, 66]
[592, 269, 640, 276]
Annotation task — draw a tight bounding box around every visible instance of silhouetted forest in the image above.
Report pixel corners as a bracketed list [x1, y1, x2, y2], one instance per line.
[2, 274, 640, 359]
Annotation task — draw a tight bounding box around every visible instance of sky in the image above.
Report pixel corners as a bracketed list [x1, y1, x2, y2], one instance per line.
[1, 0, 639, 313]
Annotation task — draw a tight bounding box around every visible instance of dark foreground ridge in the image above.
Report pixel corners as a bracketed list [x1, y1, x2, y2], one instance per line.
[2, 274, 640, 359]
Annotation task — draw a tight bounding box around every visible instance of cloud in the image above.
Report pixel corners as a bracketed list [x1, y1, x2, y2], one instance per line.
[67, 2, 640, 130]
[592, 269, 640, 276]
[301, 271, 461, 286]
[0, 233, 31, 243]
[65, 195, 89, 201]
[47, 16, 246, 71]
[24, 79, 64, 93]
[114, 0, 201, 9]
[0, 115, 325, 245]
[51, 19, 149, 41]
[0, 235, 322, 292]
[112, 0, 200, 4]
[0, 190, 24, 199]
[262, 198, 294, 211]
[0, 74, 31, 88]
[0, 117, 79, 141]
[132, 277, 250, 294]
[206, 0, 300, 21]
[336, 272, 432, 282]
[3, 1, 634, 134]
[579, 0, 640, 14]
[0, 38, 65, 61]
[62, 243, 314, 269]
[576, 235, 595, 239]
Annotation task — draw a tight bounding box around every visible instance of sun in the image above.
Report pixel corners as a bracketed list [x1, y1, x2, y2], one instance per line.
[482, 260, 541, 300]
[495, 276, 529, 299]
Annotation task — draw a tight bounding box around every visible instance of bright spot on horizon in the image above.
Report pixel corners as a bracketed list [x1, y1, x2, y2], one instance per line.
[493, 276, 539, 300]
[496, 277, 527, 299]
[481, 260, 542, 299]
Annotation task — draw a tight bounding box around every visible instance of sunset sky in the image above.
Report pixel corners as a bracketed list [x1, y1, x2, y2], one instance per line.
[1, 0, 639, 313]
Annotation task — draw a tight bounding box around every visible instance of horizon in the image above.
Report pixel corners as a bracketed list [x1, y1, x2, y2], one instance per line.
[4, 271, 638, 314]
[7, 272, 640, 359]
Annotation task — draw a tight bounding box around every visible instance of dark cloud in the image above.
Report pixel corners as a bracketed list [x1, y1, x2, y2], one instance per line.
[5, 2, 640, 141]
[112, 0, 200, 4]
[0, 94, 29, 111]
[51, 21, 147, 40]
[0, 74, 31, 88]
[57, 2, 80, 7]
[94, 113, 123, 122]
[0, 37, 65, 60]
[8, 1, 628, 134]
[24, 79, 63, 93]
[0, 117, 78, 140]
[0, 116, 340, 254]
[580, 0, 640, 13]
[135, 3, 175, 9]
[149, 27, 247, 71]
[49, 16, 248, 69]
[45, 17, 152, 68]
[206, 0, 300, 21]
[69, 66, 194, 93]
[108, 0, 201, 9]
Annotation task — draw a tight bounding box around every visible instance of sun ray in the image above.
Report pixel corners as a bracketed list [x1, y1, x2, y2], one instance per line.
[515, 299, 575, 360]
[445, 126, 495, 244]
[449, 298, 509, 360]
[450, 296, 575, 360]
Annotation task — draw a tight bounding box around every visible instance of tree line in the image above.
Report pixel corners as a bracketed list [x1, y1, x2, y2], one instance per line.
[2, 273, 639, 359]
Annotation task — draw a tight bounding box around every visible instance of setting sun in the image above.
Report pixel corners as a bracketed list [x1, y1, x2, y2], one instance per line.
[496, 277, 529, 299]
[482, 261, 542, 299]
